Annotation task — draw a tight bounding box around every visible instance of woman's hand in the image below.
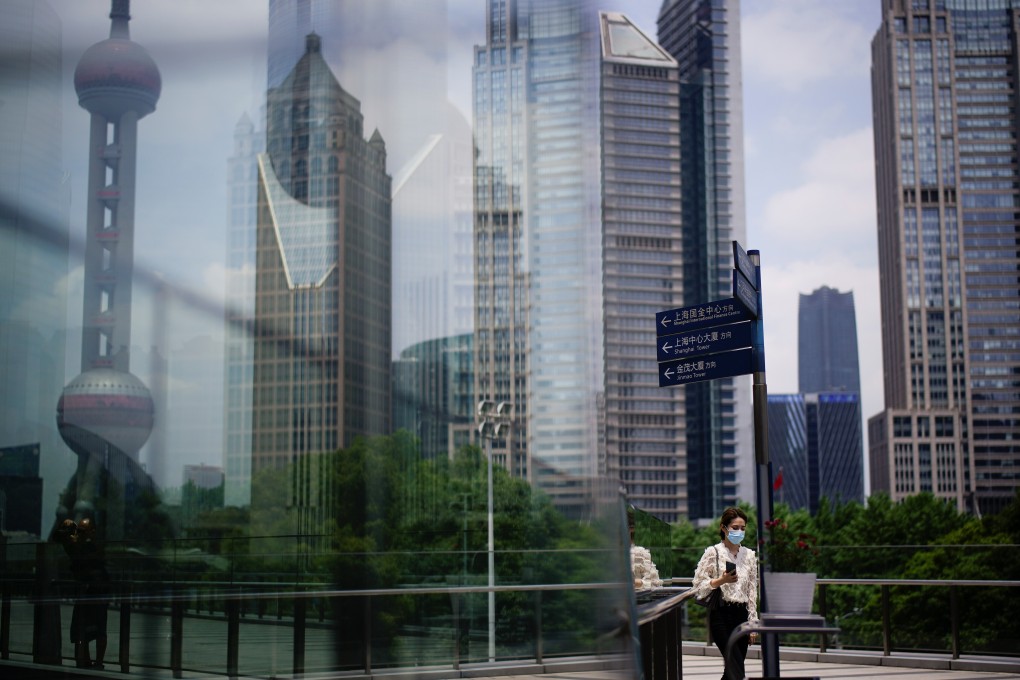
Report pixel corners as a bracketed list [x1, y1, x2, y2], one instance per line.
[711, 570, 738, 588]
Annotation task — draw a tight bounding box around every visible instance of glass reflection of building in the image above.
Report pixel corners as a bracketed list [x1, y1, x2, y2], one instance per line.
[598, 13, 687, 523]
[474, 0, 605, 517]
[56, 0, 166, 543]
[391, 333, 474, 515]
[223, 113, 261, 507]
[263, 0, 476, 461]
[768, 393, 864, 513]
[0, 0, 69, 536]
[870, 0, 1020, 514]
[251, 34, 391, 535]
[657, 0, 753, 521]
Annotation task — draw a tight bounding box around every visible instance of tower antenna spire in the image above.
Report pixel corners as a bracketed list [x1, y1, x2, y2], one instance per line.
[110, 0, 130, 39]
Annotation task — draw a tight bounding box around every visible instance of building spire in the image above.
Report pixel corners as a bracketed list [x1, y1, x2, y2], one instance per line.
[110, 0, 130, 39]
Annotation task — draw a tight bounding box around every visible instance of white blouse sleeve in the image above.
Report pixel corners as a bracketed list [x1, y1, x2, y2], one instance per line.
[692, 544, 721, 600]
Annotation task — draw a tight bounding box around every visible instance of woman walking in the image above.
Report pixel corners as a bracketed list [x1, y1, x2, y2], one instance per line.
[692, 507, 758, 680]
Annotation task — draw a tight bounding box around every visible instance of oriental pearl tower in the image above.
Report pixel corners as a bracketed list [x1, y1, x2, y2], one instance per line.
[54, 0, 166, 543]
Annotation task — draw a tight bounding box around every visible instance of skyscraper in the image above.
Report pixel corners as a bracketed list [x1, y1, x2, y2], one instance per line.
[657, 0, 753, 519]
[0, 0, 69, 533]
[263, 0, 476, 463]
[598, 12, 687, 522]
[798, 286, 862, 395]
[250, 34, 391, 533]
[473, 0, 604, 516]
[870, 0, 1020, 514]
[223, 113, 261, 506]
[768, 393, 864, 513]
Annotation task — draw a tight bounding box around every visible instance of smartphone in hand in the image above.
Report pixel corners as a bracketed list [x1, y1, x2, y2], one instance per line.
[725, 561, 737, 574]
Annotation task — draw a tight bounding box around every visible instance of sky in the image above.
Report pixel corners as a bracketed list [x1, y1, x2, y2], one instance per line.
[40, 0, 886, 488]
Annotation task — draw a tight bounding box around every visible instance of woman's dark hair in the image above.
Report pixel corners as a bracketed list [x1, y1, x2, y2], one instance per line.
[718, 506, 747, 540]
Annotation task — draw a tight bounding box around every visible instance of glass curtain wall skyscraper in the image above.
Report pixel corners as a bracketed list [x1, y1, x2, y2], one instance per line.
[870, 0, 1020, 514]
[250, 34, 391, 535]
[768, 393, 864, 512]
[473, 0, 604, 515]
[598, 12, 687, 522]
[798, 286, 862, 395]
[657, 0, 752, 520]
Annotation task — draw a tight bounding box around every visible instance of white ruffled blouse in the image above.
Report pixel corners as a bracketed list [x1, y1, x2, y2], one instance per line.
[692, 542, 759, 622]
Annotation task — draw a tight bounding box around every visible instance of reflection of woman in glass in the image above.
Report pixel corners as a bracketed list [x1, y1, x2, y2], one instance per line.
[56, 518, 110, 668]
[628, 510, 662, 589]
[692, 507, 758, 680]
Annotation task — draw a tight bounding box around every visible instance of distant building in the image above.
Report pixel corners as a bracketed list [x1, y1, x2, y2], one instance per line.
[870, 0, 1020, 513]
[392, 333, 474, 461]
[184, 464, 224, 490]
[250, 34, 391, 535]
[798, 286, 861, 395]
[598, 12, 687, 523]
[0, 444, 43, 536]
[768, 393, 864, 512]
[658, 0, 753, 520]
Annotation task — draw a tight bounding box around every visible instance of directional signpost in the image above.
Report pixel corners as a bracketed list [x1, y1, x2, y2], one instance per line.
[657, 321, 754, 363]
[653, 240, 782, 678]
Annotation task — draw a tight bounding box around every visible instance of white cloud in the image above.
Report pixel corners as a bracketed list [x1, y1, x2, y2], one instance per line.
[760, 127, 877, 263]
[743, 0, 871, 92]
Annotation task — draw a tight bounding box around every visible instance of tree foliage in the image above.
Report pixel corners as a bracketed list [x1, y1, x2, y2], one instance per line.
[669, 491, 1020, 654]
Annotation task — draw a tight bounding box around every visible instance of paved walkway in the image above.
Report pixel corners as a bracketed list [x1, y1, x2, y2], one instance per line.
[464, 654, 1020, 679]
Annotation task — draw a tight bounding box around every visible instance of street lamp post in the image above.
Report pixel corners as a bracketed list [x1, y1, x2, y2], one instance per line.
[476, 400, 511, 664]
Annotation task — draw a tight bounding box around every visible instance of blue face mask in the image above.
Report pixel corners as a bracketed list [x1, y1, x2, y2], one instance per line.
[727, 529, 745, 545]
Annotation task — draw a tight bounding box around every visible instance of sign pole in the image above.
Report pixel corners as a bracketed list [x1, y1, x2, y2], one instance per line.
[749, 249, 779, 677]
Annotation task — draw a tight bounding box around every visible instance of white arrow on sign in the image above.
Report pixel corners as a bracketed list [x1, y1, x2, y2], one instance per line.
[664, 367, 675, 380]
[660, 317, 672, 328]
[661, 341, 673, 352]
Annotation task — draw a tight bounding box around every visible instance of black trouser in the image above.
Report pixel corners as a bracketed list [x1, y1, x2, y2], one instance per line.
[710, 601, 749, 680]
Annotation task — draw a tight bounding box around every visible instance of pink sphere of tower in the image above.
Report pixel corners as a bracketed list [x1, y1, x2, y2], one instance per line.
[73, 2, 161, 117]
[57, 368, 154, 458]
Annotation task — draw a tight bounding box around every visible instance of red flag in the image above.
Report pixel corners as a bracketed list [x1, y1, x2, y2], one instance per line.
[773, 468, 784, 491]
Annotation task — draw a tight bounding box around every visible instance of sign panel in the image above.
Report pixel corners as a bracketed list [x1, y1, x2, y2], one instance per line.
[733, 240, 756, 288]
[657, 321, 754, 363]
[658, 347, 754, 387]
[733, 269, 759, 318]
[655, 298, 753, 337]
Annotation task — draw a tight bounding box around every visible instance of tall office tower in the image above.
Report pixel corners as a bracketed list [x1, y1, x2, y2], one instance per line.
[473, 0, 604, 516]
[766, 395, 809, 511]
[871, 0, 1020, 514]
[798, 286, 862, 395]
[223, 113, 261, 506]
[265, 0, 476, 455]
[250, 34, 391, 534]
[266, 0, 450, 173]
[0, 0, 69, 534]
[658, 0, 753, 519]
[598, 13, 687, 523]
[768, 393, 864, 513]
[56, 0, 163, 540]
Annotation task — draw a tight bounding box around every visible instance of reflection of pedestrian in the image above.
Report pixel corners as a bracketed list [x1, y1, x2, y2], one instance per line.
[55, 518, 109, 668]
[628, 511, 662, 589]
